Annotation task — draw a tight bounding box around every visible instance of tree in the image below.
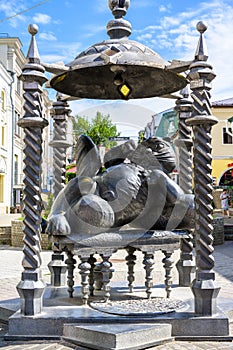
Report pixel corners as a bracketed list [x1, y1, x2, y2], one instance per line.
[73, 111, 120, 148]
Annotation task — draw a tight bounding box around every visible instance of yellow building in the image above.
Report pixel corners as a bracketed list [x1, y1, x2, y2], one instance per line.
[146, 97, 233, 193]
[212, 98, 233, 188]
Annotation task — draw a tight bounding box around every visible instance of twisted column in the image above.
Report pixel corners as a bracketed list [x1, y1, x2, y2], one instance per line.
[175, 87, 193, 194]
[16, 24, 48, 315]
[175, 87, 196, 286]
[48, 94, 72, 286]
[186, 22, 220, 315]
[50, 94, 72, 198]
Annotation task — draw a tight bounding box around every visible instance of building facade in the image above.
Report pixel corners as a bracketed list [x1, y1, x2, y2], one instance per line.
[144, 98, 233, 189]
[211, 98, 233, 187]
[0, 35, 52, 214]
[0, 36, 25, 213]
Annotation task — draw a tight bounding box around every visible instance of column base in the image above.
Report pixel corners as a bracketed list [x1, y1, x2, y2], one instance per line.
[176, 259, 196, 287]
[17, 278, 45, 316]
[191, 278, 220, 316]
[48, 253, 67, 287]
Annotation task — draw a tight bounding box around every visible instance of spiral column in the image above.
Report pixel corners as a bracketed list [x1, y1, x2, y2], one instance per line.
[48, 94, 72, 286]
[16, 24, 48, 315]
[186, 22, 220, 315]
[49, 94, 72, 198]
[175, 87, 196, 286]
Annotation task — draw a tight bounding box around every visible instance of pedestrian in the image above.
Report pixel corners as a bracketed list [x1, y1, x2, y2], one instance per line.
[220, 189, 230, 218]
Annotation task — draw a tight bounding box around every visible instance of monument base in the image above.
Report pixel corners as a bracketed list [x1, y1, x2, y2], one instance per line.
[63, 323, 172, 350]
[5, 285, 231, 346]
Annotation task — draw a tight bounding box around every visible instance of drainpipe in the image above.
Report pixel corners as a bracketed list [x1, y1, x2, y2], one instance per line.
[8, 70, 15, 208]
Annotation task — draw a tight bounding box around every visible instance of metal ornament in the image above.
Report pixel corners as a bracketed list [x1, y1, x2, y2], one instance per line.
[48, 0, 188, 100]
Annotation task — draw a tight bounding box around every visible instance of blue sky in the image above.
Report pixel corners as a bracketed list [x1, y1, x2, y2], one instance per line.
[1, 0, 233, 136]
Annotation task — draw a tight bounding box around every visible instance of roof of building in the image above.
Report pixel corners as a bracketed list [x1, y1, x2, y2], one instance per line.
[212, 97, 233, 107]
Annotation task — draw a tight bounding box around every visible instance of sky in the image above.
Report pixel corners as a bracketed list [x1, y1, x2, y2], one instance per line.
[0, 0, 233, 137]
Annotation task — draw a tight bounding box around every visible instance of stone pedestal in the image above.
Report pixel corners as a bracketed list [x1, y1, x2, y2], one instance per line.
[48, 253, 67, 286]
[17, 271, 45, 316]
[192, 278, 220, 315]
[176, 259, 196, 287]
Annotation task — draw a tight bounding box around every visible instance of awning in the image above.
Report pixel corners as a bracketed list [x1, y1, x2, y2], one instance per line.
[66, 166, 76, 173]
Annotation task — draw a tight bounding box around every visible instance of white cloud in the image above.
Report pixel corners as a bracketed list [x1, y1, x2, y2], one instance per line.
[136, 33, 152, 42]
[33, 13, 51, 25]
[132, 0, 233, 102]
[39, 32, 57, 41]
[0, 0, 26, 27]
[159, 5, 171, 13]
[82, 24, 106, 39]
[39, 41, 82, 64]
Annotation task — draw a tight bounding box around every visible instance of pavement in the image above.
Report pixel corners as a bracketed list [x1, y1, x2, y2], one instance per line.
[0, 215, 232, 349]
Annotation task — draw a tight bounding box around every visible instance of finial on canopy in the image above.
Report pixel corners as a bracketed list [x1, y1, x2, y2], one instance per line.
[27, 24, 40, 64]
[195, 21, 208, 61]
[107, 0, 131, 39]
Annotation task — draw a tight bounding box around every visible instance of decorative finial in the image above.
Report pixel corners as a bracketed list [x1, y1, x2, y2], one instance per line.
[27, 23, 40, 63]
[28, 23, 38, 36]
[107, 0, 131, 39]
[195, 21, 208, 61]
[180, 85, 190, 99]
[196, 21, 207, 34]
[108, 0, 130, 18]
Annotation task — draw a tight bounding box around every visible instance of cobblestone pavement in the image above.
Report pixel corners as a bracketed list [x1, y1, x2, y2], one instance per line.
[0, 337, 233, 349]
[0, 239, 232, 349]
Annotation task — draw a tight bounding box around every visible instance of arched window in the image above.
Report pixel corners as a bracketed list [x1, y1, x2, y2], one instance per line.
[219, 168, 233, 187]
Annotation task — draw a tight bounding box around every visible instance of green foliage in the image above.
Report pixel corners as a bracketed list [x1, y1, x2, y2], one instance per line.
[43, 194, 54, 219]
[73, 115, 89, 136]
[73, 111, 120, 148]
[138, 130, 145, 143]
[65, 163, 76, 183]
[66, 171, 76, 183]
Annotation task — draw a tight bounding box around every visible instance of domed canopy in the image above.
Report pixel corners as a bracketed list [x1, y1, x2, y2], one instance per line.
[49, 0, 188, 100]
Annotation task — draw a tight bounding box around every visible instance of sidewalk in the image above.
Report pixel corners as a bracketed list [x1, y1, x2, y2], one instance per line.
[0, 240, 232, 349]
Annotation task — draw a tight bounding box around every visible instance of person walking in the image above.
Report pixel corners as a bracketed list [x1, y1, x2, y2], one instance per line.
[220, 189, 230, 218]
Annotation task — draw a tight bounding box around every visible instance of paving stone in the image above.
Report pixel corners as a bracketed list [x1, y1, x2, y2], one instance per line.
[0, 239, 233, 349]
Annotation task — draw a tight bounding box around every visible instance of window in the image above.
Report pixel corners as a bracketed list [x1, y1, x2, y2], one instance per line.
[1, 126, 5, 146]
[223, 127, 233, 144]
[14, 154, 18, 186]
[16, 76, 21, 94]
[1, 90, 5, 110]
[14, 111, 21, 136]
[0, 175, 3, 202]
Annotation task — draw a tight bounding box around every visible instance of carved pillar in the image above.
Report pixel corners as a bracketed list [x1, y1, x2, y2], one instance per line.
[186, 22, 220, 315]
[162, 250, 174, 298]
[78, 254, 91, 304]
[126, 247, 137, 293]
[143, 252, 154, 299]
[174, 87, 196, 286]
[16, 24, 48, 315]
[66, 250, 77, 298]
[48, 94, 72, 286]
[100, 253, 113, 302]
[49, 93, 72, 198]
